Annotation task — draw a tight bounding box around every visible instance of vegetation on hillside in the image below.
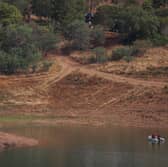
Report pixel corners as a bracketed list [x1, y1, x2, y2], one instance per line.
[0, 0, 167, 74]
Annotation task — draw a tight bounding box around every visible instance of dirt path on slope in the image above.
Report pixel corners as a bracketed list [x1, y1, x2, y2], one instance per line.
[54, 55, 167, 88]
[0, 53, 167, 128]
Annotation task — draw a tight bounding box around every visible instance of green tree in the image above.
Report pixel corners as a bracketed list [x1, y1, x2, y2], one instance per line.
[0, 24, 32, 51]
[64, 20, 91, 50]
[94, 5, 122, 30]
[51, 0, 86, 31]
[0, 24, 41, 74]
[90, 25, 105, 46]
[152, 0, 168, 8]
[0, 2, 22, 26]
[2, 0, 29, 13]
[1, 0, 32, 22]
[95, 5, 159, 41]
[32, 0, 51, 18]
[142, 0, 154, 12]
[32, 26, 60, 55]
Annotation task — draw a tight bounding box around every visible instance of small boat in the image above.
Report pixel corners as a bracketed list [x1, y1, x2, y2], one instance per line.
[148, 135, 165, 143]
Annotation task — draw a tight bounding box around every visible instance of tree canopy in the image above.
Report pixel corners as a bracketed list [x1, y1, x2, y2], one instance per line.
[51, 0, 86, 31]
[0, 2, 22, 26]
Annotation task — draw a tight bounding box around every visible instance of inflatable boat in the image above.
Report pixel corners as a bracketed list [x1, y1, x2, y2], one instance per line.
[148, 135, 165, 143]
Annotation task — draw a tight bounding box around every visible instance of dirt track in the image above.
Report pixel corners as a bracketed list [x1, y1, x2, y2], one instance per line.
[0, 53, 166, 91]
[54, 55, 167, 88]
[0, 51, 168, 128]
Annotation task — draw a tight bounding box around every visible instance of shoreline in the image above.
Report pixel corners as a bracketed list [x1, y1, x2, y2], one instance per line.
[0, 113, 168, 129]
[0, 112, 167, 151]
[0, 131, 38, 152]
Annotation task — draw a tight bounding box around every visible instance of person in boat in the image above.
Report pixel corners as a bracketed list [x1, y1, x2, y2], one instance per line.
[157, 135, 161, 143]
[152, 134, 155, 139]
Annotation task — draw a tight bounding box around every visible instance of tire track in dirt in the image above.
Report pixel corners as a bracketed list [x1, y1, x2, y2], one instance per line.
[55, 56, 167, 88]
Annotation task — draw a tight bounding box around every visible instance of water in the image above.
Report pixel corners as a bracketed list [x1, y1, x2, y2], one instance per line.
[0, 125, 168, 167]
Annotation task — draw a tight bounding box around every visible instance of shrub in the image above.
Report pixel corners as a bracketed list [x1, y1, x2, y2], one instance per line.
[0, 2, 22, 26]
[87, 55, 97, 64]
[133, 39, 153, 53]
[64, 20, 91, 50]
[142, 0, 154, 12]
[111, 46, 139, 61]
[0, 24, 42, 74]
[133, 40, 153, 49]
[123, 55, 134, 62]
[94, 5, 160, 41]
[32, 26, 59, 54]
[0, 50, 23, 74]
[155, 8, 168, 17]
[2, 0, 29, 14]
[42, 61, 53, 71]
[90, 25, 105, 46]
[92, 47, 107, 63]
[0, 44, 41, 74]
[159, 17, 168, 35]
[0, 24, 33, 51]
[152, 0, 167, 8]
[150, 34, 168, 46]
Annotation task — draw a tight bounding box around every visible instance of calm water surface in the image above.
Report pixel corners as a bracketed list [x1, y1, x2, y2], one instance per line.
[0, 125, 168, 167]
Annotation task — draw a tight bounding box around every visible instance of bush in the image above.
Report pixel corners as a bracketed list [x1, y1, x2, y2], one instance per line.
[133, 40, 153, 48]
[32, 25, 59, 54]
[2, 0, 29, 14]
[87, 55, 97, 64]
[0, 2, 22, 26]
[90, 25, 105, 46]
[155, 8, 168, 17]
[0, 45, 41, 74]
[42, 61, 53, 71]
[123, 55, 134, 62]
[0, 51, 23, 74]
[0, 24, 43, 74]
[64, 20, 91, 50]
[142, 0, 154, 12]
[92, 47, 107, 63]
[94, 5, 160, 41]
[150, 34, 168, 46]
[159, 17, 168, 35]
[133, 39, 153, 53]
[0, 24, 33, 51]
[111, 46, 139, 61]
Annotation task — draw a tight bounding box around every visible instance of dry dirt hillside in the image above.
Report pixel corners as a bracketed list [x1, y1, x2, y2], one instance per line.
[0, 47, 168, 128]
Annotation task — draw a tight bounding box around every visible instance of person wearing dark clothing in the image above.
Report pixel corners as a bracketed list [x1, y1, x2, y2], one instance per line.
[85, 13, 94, 23]
[157, 135, 161, 143]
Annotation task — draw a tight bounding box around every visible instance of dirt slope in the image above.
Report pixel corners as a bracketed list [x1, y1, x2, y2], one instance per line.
[0, 49, 167, 128]
[56, 56, 167, 88]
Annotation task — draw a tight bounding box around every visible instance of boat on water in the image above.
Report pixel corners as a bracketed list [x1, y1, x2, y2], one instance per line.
[148, 135, 165, 143]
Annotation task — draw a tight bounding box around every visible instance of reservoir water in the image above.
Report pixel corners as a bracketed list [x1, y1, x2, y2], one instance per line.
[0, 125, 168, 167]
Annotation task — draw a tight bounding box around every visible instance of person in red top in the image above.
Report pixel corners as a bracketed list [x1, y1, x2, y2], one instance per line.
[152, 134, 155, 139]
